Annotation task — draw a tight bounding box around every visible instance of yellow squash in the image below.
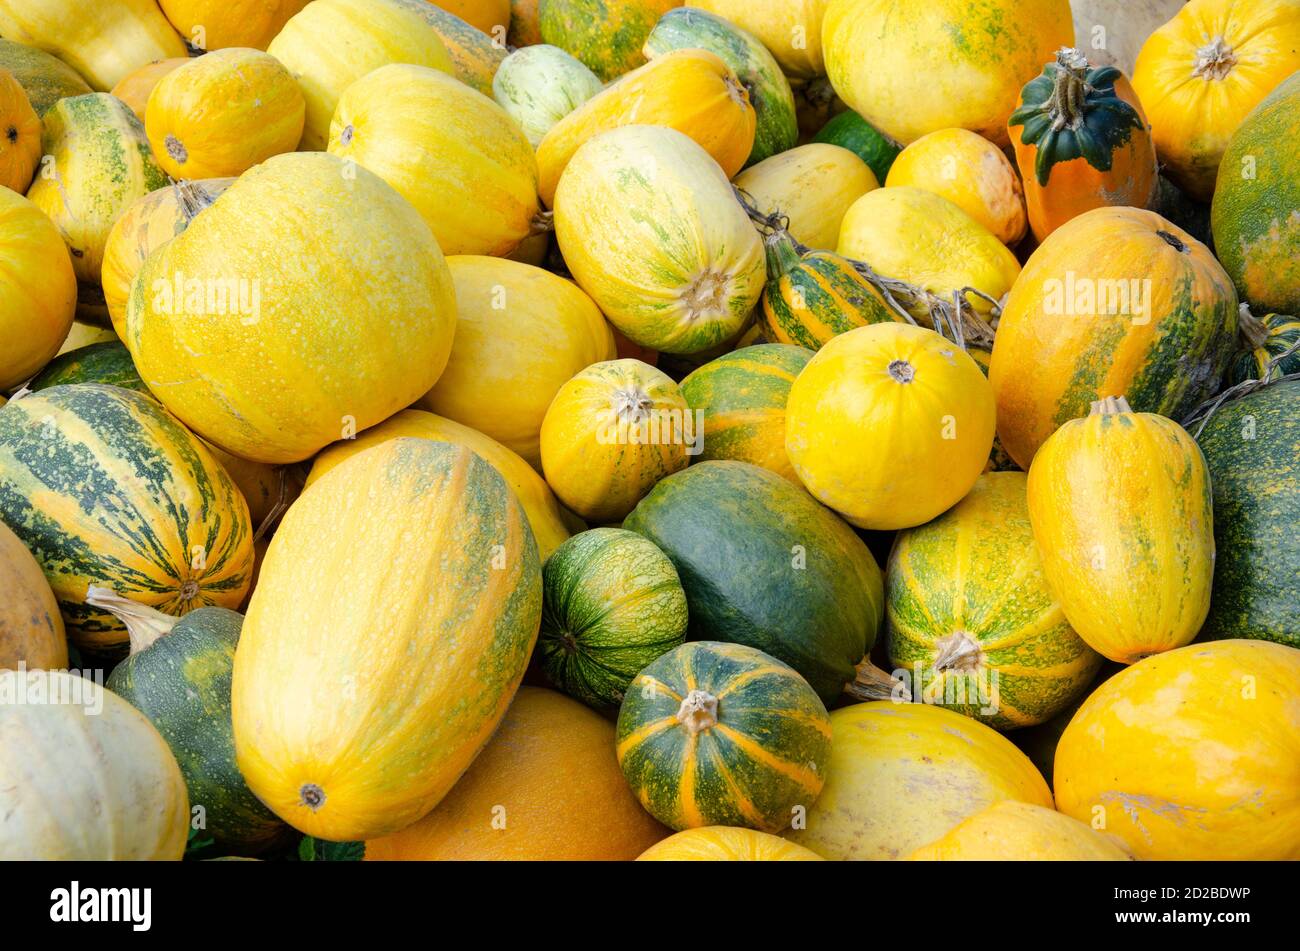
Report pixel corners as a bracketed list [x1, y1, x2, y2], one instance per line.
[785, 323, 996, 530]
[537, 48, 756, 207]
[233, 439, 542, 841]
[0, 521, 67, 671]
[695, 0, 831, 79]
[124, 152, 457, 464]
[734, 143, 878, 252]
[554, 125, 765, 354]
[540, 359, 690, 523]
[158, 0, 312, 50]
[145, 48, 305, 180]
[0, 67, 40, 194]
[1056, 639, 1300, 860]
[328, 63, 539, 257]
[109, 57, 188, 121]
[55, 321, 117, 355]
[417, 255, 615, 467]
[638, 827, 824, 861]
[1026, 396, 1214, 664]
[908, 801, 1134, 860]
[267, 0, 455, 150]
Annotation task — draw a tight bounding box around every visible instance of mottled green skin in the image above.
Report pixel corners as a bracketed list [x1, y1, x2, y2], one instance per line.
[538, 527, 687, 710]
[493, 44, 602, 147]
[107, 607, 286, 853]
[539, 0, 668, 82]
[812, 110, 900, 184]
[616, 641, 830, 832]
[0, 38, 92, 115]
[1195, 381, 1300, 647]
[1227, 314, 1300, 386]
[622, 461, 884, 705]
[762, 234, 896, 350]
[1212, 73, 1300, 315]
[643, 7, 797, 167]
[30, 342, 147, 393]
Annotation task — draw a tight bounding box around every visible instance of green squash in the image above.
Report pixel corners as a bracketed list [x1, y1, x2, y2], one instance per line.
[623, 460, 884, 706]
[92, 588, 287, 853]
[539, 0, 671, 82]
[616, 640, 830, 832]
[1194, 380, 1300, 647]
[1227, 308, 1300, 385]
[538, 527, 687, 710]
[29, 341, 147, 393]
[0, 38, 92, 115]
[812, 109, 900, 184]
[643, 6, 796, 167]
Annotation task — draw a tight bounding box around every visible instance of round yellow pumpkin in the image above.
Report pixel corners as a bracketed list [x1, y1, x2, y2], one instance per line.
[108, 56, 188, 120]
[0, 520, 67, 671]
[785, 323, 996, 530]
[0, 66, 40, 194]
[158, 0, 312, 51]
[638, 827, 824, 861]
[908, 800, 1134, 860]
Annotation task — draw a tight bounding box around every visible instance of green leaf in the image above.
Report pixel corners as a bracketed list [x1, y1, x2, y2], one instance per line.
[297, 836, 365, 861]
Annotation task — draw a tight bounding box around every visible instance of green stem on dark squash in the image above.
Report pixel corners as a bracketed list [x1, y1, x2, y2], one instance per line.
[85, 586, 178, 655]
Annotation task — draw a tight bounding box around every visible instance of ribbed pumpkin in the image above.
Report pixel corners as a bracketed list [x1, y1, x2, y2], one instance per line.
[678, 344, 813, 481]
[158, 0, 311, 50]
[695, 0, 830, 79]
[1027, 396, 1215, 663]
[0, 67, 41, 193]
[887, 128, 1027, 247]
[25, 93, 169, 287]
[538, 528, 687, 710]
[0, 0, 187, 91]
[0, 669, 189, 860]
[785, 323, 996, 531]
[638, 827, 824, 861]
[540, 359, 690, 523]
[91, 590, 287, 853]
[617, 641, 831, 833]
[553, 125, 765, 354]
[990, 207, 1239, 469]
[492, 44, 602, 147]
[786, 701, 1053, 860]
[813, 109, 901, 185]
[1133, 0, 1300, 201]
[1009, 49, 1157, 242]
[539, 0, 677, 81]
[887, 472, 1101, 729]
[307, 408, 572, 559]
[735, 144, 877, 251]
[328, 63, 539, 257]
[366, 687, 668, 859]
[1211, 71, 1300, 315]
[908, 801, 1134, 861]
[144, 49, 304, 180]
[0, 385, 254, 656]
[124, 152, 457, 464]
[414, 3, 508, 96]
[109, 57, 188, 121]
[418, 256, 614, 467]
[101, 178, 233, 336]
[760, 230, 897, 350]
[233, 439, 542, 841]
[1229, 308, 1300, 384]
[1056, 639, 1300, 860]
[822, 0, 1074, 146]
[0, 38, 92, 115]
[0, 520, 66, 671]
[266, 0, 455, 150]
[0, 187, 77, 391]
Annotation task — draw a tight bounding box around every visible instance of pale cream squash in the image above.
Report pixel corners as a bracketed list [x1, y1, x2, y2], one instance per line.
[733, 144, 878, 251]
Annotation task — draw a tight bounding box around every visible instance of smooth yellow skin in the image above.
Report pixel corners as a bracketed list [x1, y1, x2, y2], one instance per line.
[0, 187, 76, 390]
[1026, 406, 1214, 664]
[329, 63, 539, 258]
[1056, 640, 1300, 860]
[909, 800, 1134, 860]
[0, 66, 41, 194]
[267, 0, 454, 150]
[158, 0, 312, 51]
[838, 186, 1021, 319]
[886, 128, 1027, 246]
[0, 670, 188, 859]
[308, 408, 574, 559]
[822, 0, 1074, 145]
[1133, 0, 1300, 201]
[125, 152, 458, 464]
[734, 144, 878, 251]
[145, 48, 304, 180]
[787, 701, 1053, 860]
[540, 358, 689, 523]
[785, 323, 996, 531]
[696, 0, 831, 78]
[109, 57, 188, 121]
[418, 256, 615, 468]
[639, 827, 824, 861]
[0, 521, 66, 671]
[0, 0, 186, 91]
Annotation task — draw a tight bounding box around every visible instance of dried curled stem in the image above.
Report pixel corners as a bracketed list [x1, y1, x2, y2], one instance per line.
[1182, 333, 1300, 437]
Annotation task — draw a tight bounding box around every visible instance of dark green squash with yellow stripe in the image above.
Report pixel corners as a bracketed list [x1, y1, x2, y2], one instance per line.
[29, 341, 147, 393]
[539, 0, 672, 81]
[0, 38, 92, 115]
[1227, 307, 1300, 385]
[679, 343, 813, 481]
[616, 640, 830, 832]
[812, 109, 900, 184]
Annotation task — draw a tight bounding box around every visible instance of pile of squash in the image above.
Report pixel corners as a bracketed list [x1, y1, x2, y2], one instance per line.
[1, 0, 1298, 864]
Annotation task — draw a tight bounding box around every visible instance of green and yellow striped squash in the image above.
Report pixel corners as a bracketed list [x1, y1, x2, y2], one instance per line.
[1195, 380, 1299, 647]
[29, 341, 147, 394]
[886, 472, 1102, 730]
[812, 109, 901, 185]
[616, 640, 831, 832]
[1228, 308, 1300, 385]
[0, 38, 92, 115]
[760, 230, 898, 350]
[416, 2, 508, 96]
[679, 343, 813, 482]
[538, 527, 688, 710]
[539, 0, 677, 82]
[967, 347, 1020, 472]
[0, 384, 254, 657]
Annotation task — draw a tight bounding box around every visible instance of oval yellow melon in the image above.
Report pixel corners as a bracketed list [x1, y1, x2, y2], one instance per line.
[109, 57, 188, 120]
[639, 827, 824, 861]
[908, 800, 1134, 860]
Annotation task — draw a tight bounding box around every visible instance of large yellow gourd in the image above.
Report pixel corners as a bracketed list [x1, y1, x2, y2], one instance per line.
[158, 0, 312, 50]
[696, 0, 831, 79]
[908, 801, 1134, 860]
[0, 186, 76, 390]
[109, 57, 188, 121]
[639, 827, 824, 861]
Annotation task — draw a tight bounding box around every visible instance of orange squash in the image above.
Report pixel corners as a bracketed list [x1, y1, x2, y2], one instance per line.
[109, 57, 188, 120]
[0, 521, 67, 671]
[431, 0, 511, 37]
[0, 67, 41, 194]
[158, 0, 313, 50]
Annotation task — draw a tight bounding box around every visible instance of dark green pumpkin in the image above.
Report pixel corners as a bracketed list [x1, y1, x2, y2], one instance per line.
[616, 640, 830, 832]
[537, 527, 687, 710]
[812, 109, 900, 184]
[622, 460, 884, 705]
[1227, 308, 1300, 385]
[94, 589, 286, 853]
[29, 341, 147, 393]
[1194, 380, 1300, 647]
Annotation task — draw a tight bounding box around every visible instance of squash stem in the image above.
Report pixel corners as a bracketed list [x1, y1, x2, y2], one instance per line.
[85, 586, 178, 655]
[1238, 303, 1270, 351]
[843, 658, 910, 703]
[1089, 394, 1134, 416]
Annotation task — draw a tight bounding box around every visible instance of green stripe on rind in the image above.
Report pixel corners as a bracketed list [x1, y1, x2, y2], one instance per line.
[1227, 314, 1300, 385]
[30, 342, 148, 393]
[763, 251, 896, 350]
